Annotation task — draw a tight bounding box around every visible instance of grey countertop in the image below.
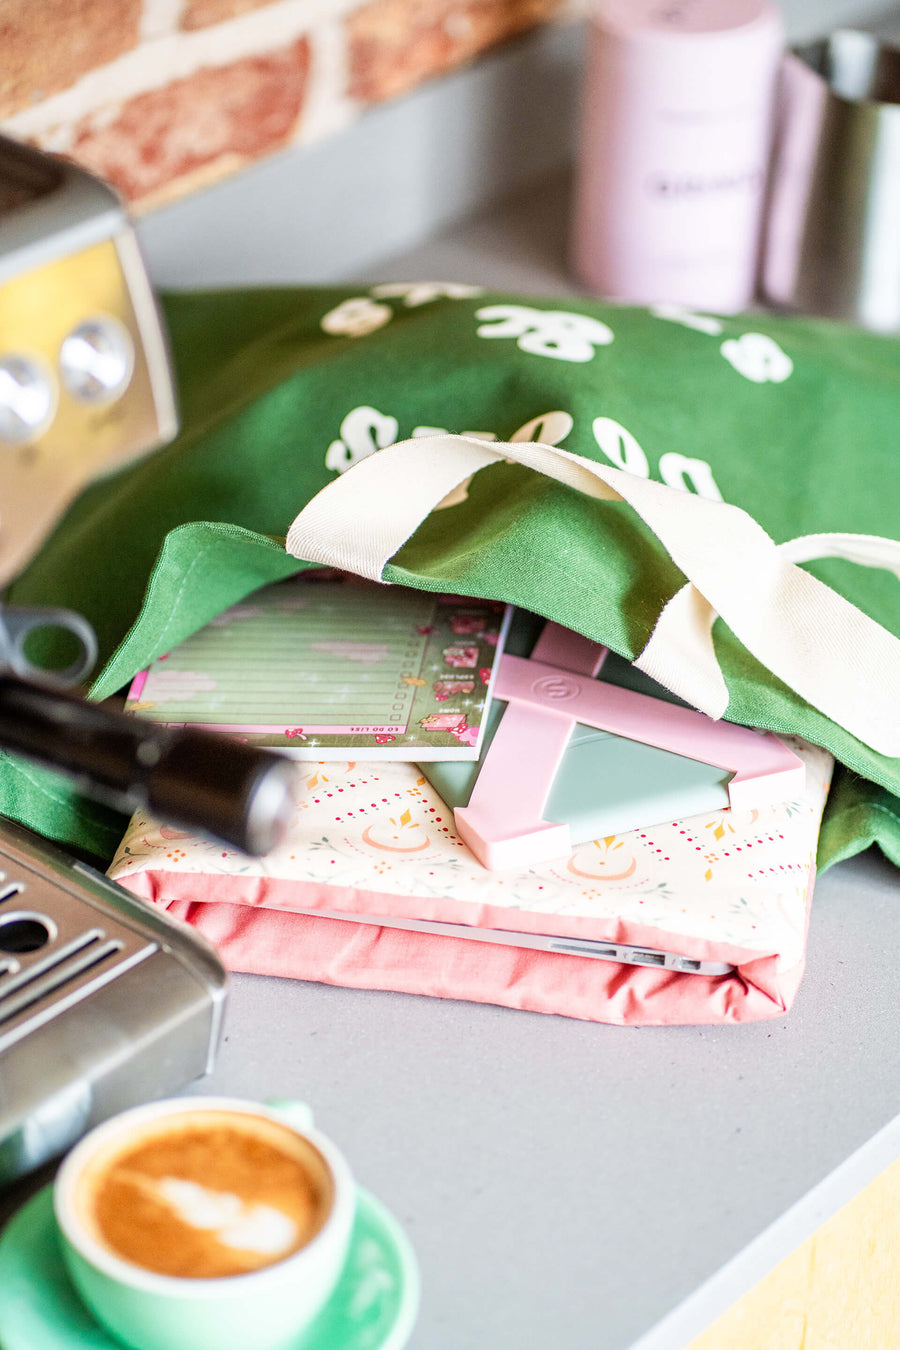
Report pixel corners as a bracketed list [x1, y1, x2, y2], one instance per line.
[134, 142, 900, 1349]
[195, 846, 900, 1350]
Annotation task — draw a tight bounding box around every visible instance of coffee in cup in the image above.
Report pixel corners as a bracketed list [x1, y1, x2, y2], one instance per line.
[70, 1107, 332, 1279]
[54, 1098, 355, 1350]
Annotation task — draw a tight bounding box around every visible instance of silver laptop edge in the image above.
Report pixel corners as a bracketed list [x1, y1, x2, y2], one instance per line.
[294, 908, 734, 976]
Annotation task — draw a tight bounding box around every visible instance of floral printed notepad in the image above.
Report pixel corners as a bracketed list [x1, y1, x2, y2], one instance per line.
[126, 575, 511, 760]
[110, 738, 833, 972]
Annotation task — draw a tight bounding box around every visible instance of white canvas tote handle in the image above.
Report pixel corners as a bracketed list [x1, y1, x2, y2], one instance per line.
[286, 434, 900, 757]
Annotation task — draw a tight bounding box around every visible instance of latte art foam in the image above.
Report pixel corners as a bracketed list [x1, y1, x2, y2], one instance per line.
[155, 1177, 300, 1255]
[75, 1111, 332, 1279]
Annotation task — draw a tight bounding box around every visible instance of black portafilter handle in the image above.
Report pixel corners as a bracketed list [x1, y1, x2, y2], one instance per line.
[0, 674, 298, 856]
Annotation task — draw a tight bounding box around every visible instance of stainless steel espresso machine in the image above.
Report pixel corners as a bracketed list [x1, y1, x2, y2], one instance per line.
[0, 135, 294, 1185]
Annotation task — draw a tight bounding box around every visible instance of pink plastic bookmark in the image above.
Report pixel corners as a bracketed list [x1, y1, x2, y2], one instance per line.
[454, 622, 806, 870]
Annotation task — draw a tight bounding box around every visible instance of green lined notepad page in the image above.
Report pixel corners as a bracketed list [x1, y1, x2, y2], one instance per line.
[126, 576, 510, 760]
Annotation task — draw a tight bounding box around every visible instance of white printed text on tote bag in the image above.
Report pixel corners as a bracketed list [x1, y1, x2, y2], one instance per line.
[324, 404, 724, 502]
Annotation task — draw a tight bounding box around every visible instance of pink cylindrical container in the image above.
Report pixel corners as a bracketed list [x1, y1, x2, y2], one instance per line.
[571, 0, 784, 314]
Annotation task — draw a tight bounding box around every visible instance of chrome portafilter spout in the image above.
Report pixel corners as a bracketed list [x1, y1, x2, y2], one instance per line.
[0, 604, 296, 857]
[0, 672, 298, 856]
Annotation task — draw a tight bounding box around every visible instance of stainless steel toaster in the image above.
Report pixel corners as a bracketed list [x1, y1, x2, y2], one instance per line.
[0, 818, 226, 1188]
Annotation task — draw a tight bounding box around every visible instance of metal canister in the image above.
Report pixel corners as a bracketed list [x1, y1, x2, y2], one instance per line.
[761, 29, 900, 332]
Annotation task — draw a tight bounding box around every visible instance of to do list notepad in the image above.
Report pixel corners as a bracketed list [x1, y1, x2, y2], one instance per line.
[126, 574, 511, 760]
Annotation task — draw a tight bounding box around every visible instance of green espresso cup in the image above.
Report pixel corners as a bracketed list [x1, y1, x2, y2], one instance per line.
[53, 1097, 355, 1350]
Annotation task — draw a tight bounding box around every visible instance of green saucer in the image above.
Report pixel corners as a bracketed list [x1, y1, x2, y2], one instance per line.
[0, 1184, 419, 1350]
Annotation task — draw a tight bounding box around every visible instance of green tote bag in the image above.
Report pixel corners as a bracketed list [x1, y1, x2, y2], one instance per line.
[3, 283, 898, 868]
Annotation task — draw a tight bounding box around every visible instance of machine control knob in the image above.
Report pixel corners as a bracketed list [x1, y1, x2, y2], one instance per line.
[0, 355, 55, 444]
[59, 316, 134, 404]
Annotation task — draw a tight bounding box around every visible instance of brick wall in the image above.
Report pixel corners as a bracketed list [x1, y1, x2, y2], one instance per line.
[0, 0, 570, 212]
